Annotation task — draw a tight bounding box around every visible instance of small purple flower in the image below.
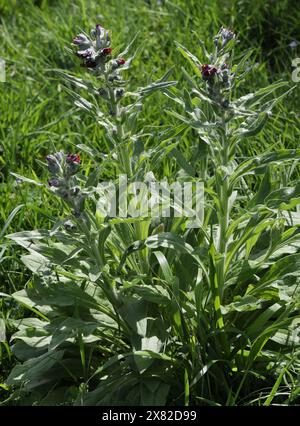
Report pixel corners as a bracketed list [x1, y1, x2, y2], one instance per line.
[66, 154, 81, 164]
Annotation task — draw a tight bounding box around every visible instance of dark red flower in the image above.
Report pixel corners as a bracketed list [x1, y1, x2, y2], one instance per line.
[117, 57, 126, 66]
[201, 64, 218, 79]
[102, 47, 112, 56]
[67, 154, 81, 164]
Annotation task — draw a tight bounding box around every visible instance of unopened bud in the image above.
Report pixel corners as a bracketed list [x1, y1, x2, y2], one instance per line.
[102, 47, 112, 56]
[48, 178, 61, 187]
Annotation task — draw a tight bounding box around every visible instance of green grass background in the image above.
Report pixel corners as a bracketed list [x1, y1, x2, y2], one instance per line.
[1, 0, 300, 400]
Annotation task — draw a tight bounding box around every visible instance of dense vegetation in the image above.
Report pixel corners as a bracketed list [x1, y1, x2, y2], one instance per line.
[1, 0, 300, 406]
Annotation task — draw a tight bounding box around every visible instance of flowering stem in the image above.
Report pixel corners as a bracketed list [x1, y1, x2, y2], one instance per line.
[213, 110, 229, 347]
[105, 75, 132, 177]
[218, 111, 229, 265]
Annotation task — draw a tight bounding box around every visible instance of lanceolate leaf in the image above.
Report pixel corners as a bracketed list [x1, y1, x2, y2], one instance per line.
[230, 149, 300, 187]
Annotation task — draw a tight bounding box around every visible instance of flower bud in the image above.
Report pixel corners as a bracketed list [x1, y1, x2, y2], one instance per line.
[70, 186, 80, 196]
[108, 74, 121, 82]
[73, 33, 91, 50]
[95, 24, 102, 36]
[115, 88, 125, 98]
[66, 153, 81, 175]
[48, 178, 61, 187]
[111, 57, 126, 70]
[95, 24, 103, 50]
[101, 47, 112, 56]
[66, 154, 81, 164]
[64, 220, 76, 231]
[117, 58, 126, 66]
[99, 88, 109, 98]
[219, 27, 235, 47]
[46, 155, 60, 173]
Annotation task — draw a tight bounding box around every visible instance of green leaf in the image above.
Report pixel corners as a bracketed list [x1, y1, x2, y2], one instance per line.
[259, 253, 300, 287]
[236, 112, 269, 138]
[21, 252, 51, 273]
[265, 183, 300, 210]
[234, 81, 289, 108]
[140, 380, 170, 406]
[170, 148, 195, 176]
[6, 350, 64, 390]
[175, 42, 202, 77]
[270, 328, 300, 347]
[230, 149, 300, 187]
[118, 297, 148, 337]
[132, 285, 170, 305]
[0, 205, 24, 240]
[264, 364, 288, 406]
[184, 368, 190, 406]
[10, 173, 43, 186]
[221, 295, 264, 314]
[247, 168, 275, 209]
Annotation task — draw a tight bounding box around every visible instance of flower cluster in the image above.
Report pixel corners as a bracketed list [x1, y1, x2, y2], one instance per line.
[201, 64, 218, 80]
[214, 27, 236, 49]
[199, 28, 235, 106]
[46, 151, 84, 216]
[73, 24, 126, 73]
[46, 152, 81, 178]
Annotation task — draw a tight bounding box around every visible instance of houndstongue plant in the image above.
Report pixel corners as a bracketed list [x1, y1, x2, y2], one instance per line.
[159, 27, 300, 403]
[3, 25, 300, 406]
[3, 24, 179, 406]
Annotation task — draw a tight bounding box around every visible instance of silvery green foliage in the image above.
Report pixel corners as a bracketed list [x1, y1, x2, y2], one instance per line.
[4, 26, 300, 407]
[168, 29, 294, 181]
[73, 25, 127, 83]
[68, 24, 176, 177]
[46, 152, 84, 217]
